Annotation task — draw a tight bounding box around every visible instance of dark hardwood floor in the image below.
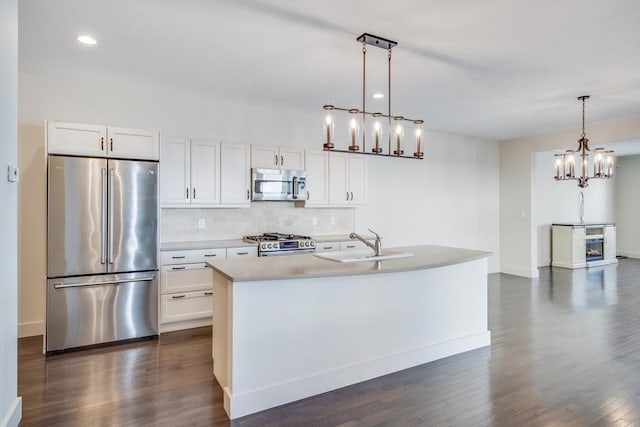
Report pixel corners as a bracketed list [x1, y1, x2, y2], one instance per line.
[18, 259, 640, 426]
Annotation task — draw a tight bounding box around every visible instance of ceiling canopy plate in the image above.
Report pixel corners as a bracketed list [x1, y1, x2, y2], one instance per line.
[356, 33, 397, 50]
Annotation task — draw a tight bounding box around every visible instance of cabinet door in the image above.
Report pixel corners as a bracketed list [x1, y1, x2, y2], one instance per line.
[348, 154, 368, 205]
[160, 138, 190, 206]
[108, 127, 159, 160]
[604, 226, 616, 260]
[251, 144, 277, 169]
[304, 150, 329, 206]
[328, 152, 349, 206]
[280, 147, 304, 170]
[47, 121, 107, 156]
[572, 228, 586, 264]
[221, 143, 251, 206]
[190, 139, 220, 206]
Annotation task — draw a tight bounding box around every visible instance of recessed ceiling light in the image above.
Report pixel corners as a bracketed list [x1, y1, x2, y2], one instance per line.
[77, 35, 97, 45]
[373, 92, 384, 99]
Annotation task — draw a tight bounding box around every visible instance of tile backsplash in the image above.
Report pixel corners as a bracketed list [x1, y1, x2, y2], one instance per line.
[161, 203, 355, 242]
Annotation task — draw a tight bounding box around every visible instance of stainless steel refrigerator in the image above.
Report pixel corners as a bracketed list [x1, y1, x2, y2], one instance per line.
[46, 155, 159, 352]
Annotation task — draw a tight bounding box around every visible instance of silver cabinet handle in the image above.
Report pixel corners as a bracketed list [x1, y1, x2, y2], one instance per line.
[186, 187, 189, 199]
[101, 168, 107, 264]
[171, 266, 186, 270]
[280, 155, 284, 165]
[171, 294, 186, 299]
[350, 192, 354, 201]
[108, 169, 114, 264]
[171, 255, 185, 259]
[346, 192, 349, 201]
[204, 291, 213, 296]
[100, 137, 104, 151]
[292, 176, 298, 199]
[306, 191, 310, 201]
[247, 190, 250, 200]
[110, 137, 114, 152]
[53, 276, 155, 289]
[204, 254, 218, 257]
[275, 154, 278, 166]
[236, 251, 249, 255]
[193, 187, 196, 199]
[322, 246, 333, 250]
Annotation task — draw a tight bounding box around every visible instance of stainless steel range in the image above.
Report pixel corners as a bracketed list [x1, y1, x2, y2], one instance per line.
[243, 233, 316, 256]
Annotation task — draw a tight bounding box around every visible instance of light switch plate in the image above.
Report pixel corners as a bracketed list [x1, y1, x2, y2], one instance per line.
[7, 165, 19, 183]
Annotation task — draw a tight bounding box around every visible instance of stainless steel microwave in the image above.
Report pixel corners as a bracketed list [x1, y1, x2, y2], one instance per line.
[251, 168, 307, 201]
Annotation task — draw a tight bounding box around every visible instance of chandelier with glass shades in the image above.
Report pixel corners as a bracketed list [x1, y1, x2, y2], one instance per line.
[323, 33, 424, 159]
[554, 95, 614, 188]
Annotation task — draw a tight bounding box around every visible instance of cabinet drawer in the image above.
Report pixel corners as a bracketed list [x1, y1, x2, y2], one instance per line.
[226, 246, 258, 259]
[160, 263, 212, 293]
[161, 248, 226, 265]
[316, 241, 340, 252]
[160, 290, 213, 324]
[340, 240, 372, 251]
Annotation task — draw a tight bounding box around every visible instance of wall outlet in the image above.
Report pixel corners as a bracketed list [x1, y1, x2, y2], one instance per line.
[311, 216, 318, 226]
[198, 218, 205, 229]
[7, 165, 19, 183]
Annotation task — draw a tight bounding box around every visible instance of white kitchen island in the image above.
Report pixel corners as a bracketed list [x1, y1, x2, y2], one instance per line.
[208, 245, 491, 419]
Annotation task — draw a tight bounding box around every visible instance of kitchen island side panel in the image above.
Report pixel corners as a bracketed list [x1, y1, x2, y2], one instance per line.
[212, 257, 490, 419]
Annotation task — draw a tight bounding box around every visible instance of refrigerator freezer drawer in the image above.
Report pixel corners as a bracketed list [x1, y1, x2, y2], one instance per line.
[46, 272, 158, 352]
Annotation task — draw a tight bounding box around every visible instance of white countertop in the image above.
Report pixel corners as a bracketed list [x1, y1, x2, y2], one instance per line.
[208, 245, 491, 282]
[161, 234, 366, 251]
[161, 239, 254, 251]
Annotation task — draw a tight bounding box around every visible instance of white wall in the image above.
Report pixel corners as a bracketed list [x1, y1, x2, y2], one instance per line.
[615, 155, 640, 258]
[532, 150, 615, 267]
[0, 1, 22, 425]
[18, 70, 500, 337]
[500, 116, 640, 277]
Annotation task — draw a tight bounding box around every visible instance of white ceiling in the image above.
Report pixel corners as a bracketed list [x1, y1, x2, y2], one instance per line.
[18, 0, 640, 142]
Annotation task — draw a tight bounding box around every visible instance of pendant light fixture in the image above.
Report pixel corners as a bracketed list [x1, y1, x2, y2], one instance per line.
[554, 95, 614, 188]
[323, 33, 424, 159]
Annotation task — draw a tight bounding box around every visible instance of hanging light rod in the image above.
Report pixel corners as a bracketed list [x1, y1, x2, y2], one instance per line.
[322, 32, 424, 159]
[554, 95, 615, 188]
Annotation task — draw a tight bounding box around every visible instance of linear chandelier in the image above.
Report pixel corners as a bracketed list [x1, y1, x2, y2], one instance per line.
[554, 95, 614, 188]
[323, 33, 424, 159]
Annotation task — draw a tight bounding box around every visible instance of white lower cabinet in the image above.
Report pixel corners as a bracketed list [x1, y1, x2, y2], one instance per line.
[227, 246, 258, 259]
[160, 290, 213, 324]
[159, 248, 224, 332]
[159, 246, 257, 332]
[316, 241, 340, 252]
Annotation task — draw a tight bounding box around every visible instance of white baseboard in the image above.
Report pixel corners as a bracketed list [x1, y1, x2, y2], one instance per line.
[501, 265, 539, 278]
[0, 396, 22, 427]
[618, 251, 640, 259]
[160, 318, 212, 333]
[18, 321, 43, 338]
[224, 331, 491, 419]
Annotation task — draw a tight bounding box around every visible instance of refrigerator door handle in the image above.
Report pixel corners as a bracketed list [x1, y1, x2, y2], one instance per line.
[101, 168, 107, 264]
[108, 168, 115, 264]
[53, 276, 155, 289]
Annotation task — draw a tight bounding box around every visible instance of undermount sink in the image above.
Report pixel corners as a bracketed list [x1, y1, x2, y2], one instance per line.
[314, 249, 414, 263]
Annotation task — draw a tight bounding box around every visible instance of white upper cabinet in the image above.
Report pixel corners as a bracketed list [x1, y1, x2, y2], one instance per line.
[160, 138, 220, 207]
[108, 126, 159, 160]
[304, 150, 329, 206]
[160, 137, 191, 206]
[328, 152, 368, 206]
[221, 143, 251, 207]
[251, 144, 304, 170]
[47, 121, 159, 160]
[190, 139, 220, 206]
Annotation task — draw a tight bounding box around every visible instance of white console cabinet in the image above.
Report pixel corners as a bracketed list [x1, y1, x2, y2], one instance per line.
[552, 223, 617, 269]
